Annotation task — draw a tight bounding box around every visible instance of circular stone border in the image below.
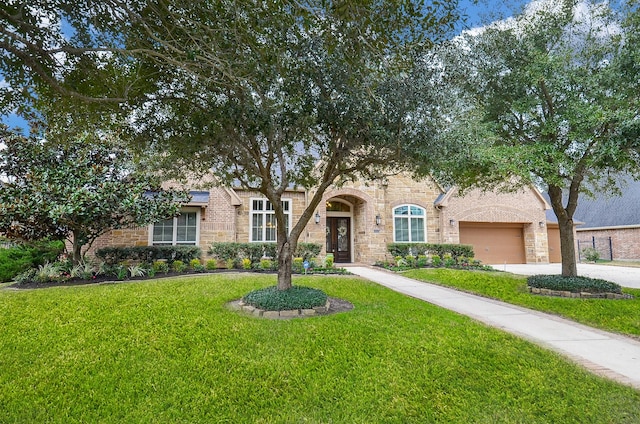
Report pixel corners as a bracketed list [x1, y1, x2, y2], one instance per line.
[227, 297, 354, 319]
[528, 286, 633, 300]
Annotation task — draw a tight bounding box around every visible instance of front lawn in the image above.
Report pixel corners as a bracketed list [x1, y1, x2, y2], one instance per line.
[404, 268, 640, 338]
[1, 274, 639, 423]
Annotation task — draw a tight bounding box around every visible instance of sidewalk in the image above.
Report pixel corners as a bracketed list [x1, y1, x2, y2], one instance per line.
[345, 266, 640, 390]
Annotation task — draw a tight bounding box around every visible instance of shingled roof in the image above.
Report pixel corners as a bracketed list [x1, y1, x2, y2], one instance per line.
[543, 176, 640, 229]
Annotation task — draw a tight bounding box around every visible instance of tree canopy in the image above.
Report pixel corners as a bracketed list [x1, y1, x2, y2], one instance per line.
[1, 1, 468, 289]
[434, 0, 640, 276]
[0, 126, 190, 264]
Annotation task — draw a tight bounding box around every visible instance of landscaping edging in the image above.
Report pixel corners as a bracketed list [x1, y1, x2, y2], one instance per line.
[228, 297, 353, 319]
[528, 286, 633, 300]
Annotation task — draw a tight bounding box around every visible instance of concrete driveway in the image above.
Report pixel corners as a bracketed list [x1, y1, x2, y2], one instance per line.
[492, 263, 640, 289]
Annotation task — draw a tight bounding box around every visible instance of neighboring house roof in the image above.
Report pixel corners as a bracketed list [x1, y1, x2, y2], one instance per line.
[542, 177, 640, 229]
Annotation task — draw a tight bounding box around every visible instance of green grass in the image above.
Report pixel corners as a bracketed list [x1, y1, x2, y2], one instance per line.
[1, 274, 639, 423]
[404, 268, 640, 338]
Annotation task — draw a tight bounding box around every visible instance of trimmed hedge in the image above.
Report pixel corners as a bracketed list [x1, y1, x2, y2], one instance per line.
[208, 242, 322, 264]
[527, 274, 623, 294]
[387, 243, 474, 259]
[95, 246, 202, 265]
[242, 285, 328, 311]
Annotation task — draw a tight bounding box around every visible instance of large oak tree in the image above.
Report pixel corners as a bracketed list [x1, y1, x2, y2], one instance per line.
[1, 1, 466, 289]
[434, 0, 640, 276]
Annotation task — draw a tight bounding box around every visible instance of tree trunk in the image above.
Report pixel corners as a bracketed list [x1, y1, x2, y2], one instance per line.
[547, 185, 578, 277]
[277, 238, 293, 290]
[557, 213, 578, 277]
[72, 230, 82, 266]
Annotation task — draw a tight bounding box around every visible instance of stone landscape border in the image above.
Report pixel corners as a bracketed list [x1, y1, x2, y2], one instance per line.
[228, 298, 332, 319]
[528, 287, 633, 300]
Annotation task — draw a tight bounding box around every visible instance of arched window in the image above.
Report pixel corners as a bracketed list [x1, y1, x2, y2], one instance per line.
[393, 205, 426, 242]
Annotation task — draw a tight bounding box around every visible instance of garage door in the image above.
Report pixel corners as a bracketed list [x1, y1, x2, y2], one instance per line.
[459, 222, 526, 264]
[546, 226, 561, 263]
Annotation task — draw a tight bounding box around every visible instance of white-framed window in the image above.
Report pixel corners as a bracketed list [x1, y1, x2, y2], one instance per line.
[393, 205, 426, 242]
[250, 198, 291, 242]
[151, 207, 200, 246]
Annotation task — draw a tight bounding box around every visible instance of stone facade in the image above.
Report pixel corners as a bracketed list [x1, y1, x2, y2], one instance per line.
[92, 173, 553, 265]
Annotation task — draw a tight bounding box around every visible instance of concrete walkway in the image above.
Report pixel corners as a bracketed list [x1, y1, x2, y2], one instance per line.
[345, 266, 640, 390]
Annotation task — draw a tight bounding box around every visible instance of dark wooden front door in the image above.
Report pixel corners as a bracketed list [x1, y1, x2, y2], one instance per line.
[326, 217, 351, 263]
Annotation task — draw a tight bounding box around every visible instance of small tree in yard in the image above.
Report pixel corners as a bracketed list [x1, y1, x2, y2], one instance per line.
[0, 126, 190, 264]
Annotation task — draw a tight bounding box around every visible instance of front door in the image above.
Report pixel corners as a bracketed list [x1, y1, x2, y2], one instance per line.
[326, 217, 351, 263]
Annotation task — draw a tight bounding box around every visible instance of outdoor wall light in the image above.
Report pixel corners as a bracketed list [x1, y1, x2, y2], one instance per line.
[449, 219, 456, 226]
[375, 214, 381, 226]
[315, 212, 321, 224]
[539, 221, 545, 227]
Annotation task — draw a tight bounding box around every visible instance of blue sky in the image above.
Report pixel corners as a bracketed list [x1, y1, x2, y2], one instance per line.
[1, 0, 526, 134]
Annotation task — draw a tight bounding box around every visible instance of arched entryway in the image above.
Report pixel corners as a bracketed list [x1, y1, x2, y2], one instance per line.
[325, 198, 352, 263]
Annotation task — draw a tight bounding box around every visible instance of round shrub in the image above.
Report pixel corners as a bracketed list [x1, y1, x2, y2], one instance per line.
[242, 286, 328, 311]
[527, 274, 622, 294]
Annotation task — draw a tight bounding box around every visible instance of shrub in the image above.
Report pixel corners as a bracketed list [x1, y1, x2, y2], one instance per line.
[581, 247, 600, 262]
[0, 240, 64, 282]
[108, 264, 128, 280]
[242, 258, 252, 270]
[260, 258, 274, 270]
[96, 246, 201, 265]
[324, 255, 334, 269]
[242, 286, 328, 311]
[146, 266, 157, 278]
[190, 259, 206, 272]
[387, 243, 474, 260]
[205, 259, 218, 270]
[263, 243, 278, 260]
[208, 242, 241, 261]
[292, 257, 304, 273]
[240, 244, 265, 265]
[295, 243, 322, 260]
[405, 255, 416, 267]
[527, 275, 623, 294]
[0, 248, 37, 282]
[417, 255, 428, 267]
[172, 260, 187, 273]
[13, 268, 38, 285]
[34, 262, 65, 283]
[128, 264, 146, 278]
[431, 255, 442, 267]
[70, 261, 98, 280]
[208, 242, 322, 265]
[152, 261, 169, 274]
[443, 253, 456, 267]
[225, 258, 236, 270]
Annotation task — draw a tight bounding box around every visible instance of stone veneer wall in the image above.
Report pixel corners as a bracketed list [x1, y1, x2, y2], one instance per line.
[576, 227, 640, 261]
[234, 189, 309, 245]
[315, 174, 443, 264]
[84, 187, 238, 259]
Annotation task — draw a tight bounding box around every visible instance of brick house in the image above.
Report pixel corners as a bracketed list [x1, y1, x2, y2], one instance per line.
[92, 173, 555, 265]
